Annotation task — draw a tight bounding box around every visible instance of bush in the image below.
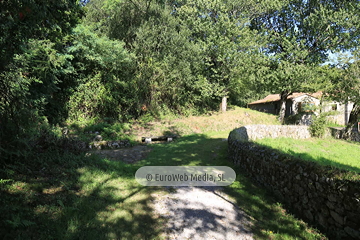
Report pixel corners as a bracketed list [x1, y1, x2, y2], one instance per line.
[284, 113, 303, 125]
[309, 113, 327, 138]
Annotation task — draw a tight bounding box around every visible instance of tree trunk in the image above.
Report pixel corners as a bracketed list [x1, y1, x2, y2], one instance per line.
[278, 91, 289, 124]
[344, 103, 360, 138]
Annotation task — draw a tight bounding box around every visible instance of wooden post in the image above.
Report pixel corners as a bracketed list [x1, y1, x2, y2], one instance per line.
[220, 96, 227, 112]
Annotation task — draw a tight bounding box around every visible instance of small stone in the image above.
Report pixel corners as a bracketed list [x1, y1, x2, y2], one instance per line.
[330, 210, 344, 225]
[344, 227, 360, 239]
[334, 205, 345, 215]
[326, 201, 335, 210]
[315, 182, 323, 192]
[320, 206, 329, 217]
[339, 185, 348, 192]
[328, 194, 337, 202]
[304, 210, 313, 221]
[317, 213, 327, 228]
[94, 135, 102, 141]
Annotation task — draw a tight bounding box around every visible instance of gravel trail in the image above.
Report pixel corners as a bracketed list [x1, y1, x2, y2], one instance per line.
[152, 186, 254, 240]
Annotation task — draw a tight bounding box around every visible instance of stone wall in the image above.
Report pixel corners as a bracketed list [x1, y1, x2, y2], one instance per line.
[228, 129, 360, 239]
[230, 124, 311, 141]
[328, 127, 360, 142]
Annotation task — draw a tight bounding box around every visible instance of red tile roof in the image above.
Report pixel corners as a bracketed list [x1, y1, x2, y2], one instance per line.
[248, 92, 322, 105]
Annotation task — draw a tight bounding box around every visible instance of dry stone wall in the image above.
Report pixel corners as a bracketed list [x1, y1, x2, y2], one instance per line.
[328, 127, 360, 142]
[230, 124, 311, 141]
[228, 127, 360, 239]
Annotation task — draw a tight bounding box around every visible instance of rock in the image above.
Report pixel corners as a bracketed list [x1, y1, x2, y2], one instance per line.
[304, 210, 314, 221]
[317, 213, 327, 228]
[330, 210, 344, 225]
[346, 212, 360, 223]
[320, 207, 329, 217]
[315, 182, 323, 192]
[94, 135, 102, 141]
[346, 220, 358, 230]
[344, 227, 360, 239]
[302, 196, 308, 204]
[93, 141, 107, 150]
[328, 194, 337, 202]
[334, 205, 345, 215]
[326, 201, 335, 210]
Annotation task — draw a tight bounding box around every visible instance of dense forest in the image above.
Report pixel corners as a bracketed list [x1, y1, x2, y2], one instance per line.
[1, 0, 360, 162]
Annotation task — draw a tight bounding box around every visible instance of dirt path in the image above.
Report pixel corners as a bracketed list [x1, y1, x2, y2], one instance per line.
[88, 145, 152, 163]
[90, 145, 254, 239]
[152, 186, 254, 240]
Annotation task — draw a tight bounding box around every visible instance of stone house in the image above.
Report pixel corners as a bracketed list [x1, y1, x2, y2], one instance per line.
[248, 92, 353, 125]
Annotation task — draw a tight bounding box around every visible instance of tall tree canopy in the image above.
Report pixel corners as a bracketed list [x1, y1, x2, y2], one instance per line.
[175, 0, 267, 109]
[250, 0, 360, 122]
[0, 0, 83, 68]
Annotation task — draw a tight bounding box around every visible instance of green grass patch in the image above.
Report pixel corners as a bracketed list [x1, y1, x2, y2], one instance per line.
[0, 152, 165, 240]
[136, 132, 326, 240]
[1, 108, 326, 239]
[256, 137, 360, 174]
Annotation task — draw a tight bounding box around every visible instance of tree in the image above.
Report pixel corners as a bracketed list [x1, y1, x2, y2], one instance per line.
[250, 0, 360, 122]
[83, 0, 165, 48]
[132, 13, 209, 115]
[330, 50, 360, 136]
[66, 25, 136, 121]
[0, 0, 83, 69]
[0, 0, 83, 161]
[175, 0, 268, 111]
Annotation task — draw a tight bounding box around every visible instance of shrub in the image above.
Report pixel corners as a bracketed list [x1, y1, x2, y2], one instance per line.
[309, 113, 329, 138]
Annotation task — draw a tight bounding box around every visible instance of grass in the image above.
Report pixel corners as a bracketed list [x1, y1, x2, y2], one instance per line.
[1, 152, 166, 239]
[140, 132, 326, 240]
[1, 107, 327, 239]
[129, 106, 280, 140]
[255, 137, 360, 174]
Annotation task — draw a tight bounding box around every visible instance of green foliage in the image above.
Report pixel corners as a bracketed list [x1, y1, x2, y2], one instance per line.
[132, 9, 212, 115]
[66, 25, 136, 122]
[1, 0, 360, 164]
[0, 0, 83, 69]
[284, 113, 304, 125]
[330, 50, 360, 106]
[250, 0, 360, 121]
[0, 0, 83, 162]
[309, 113, 328, 138]
[176, 0, 268, 105]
